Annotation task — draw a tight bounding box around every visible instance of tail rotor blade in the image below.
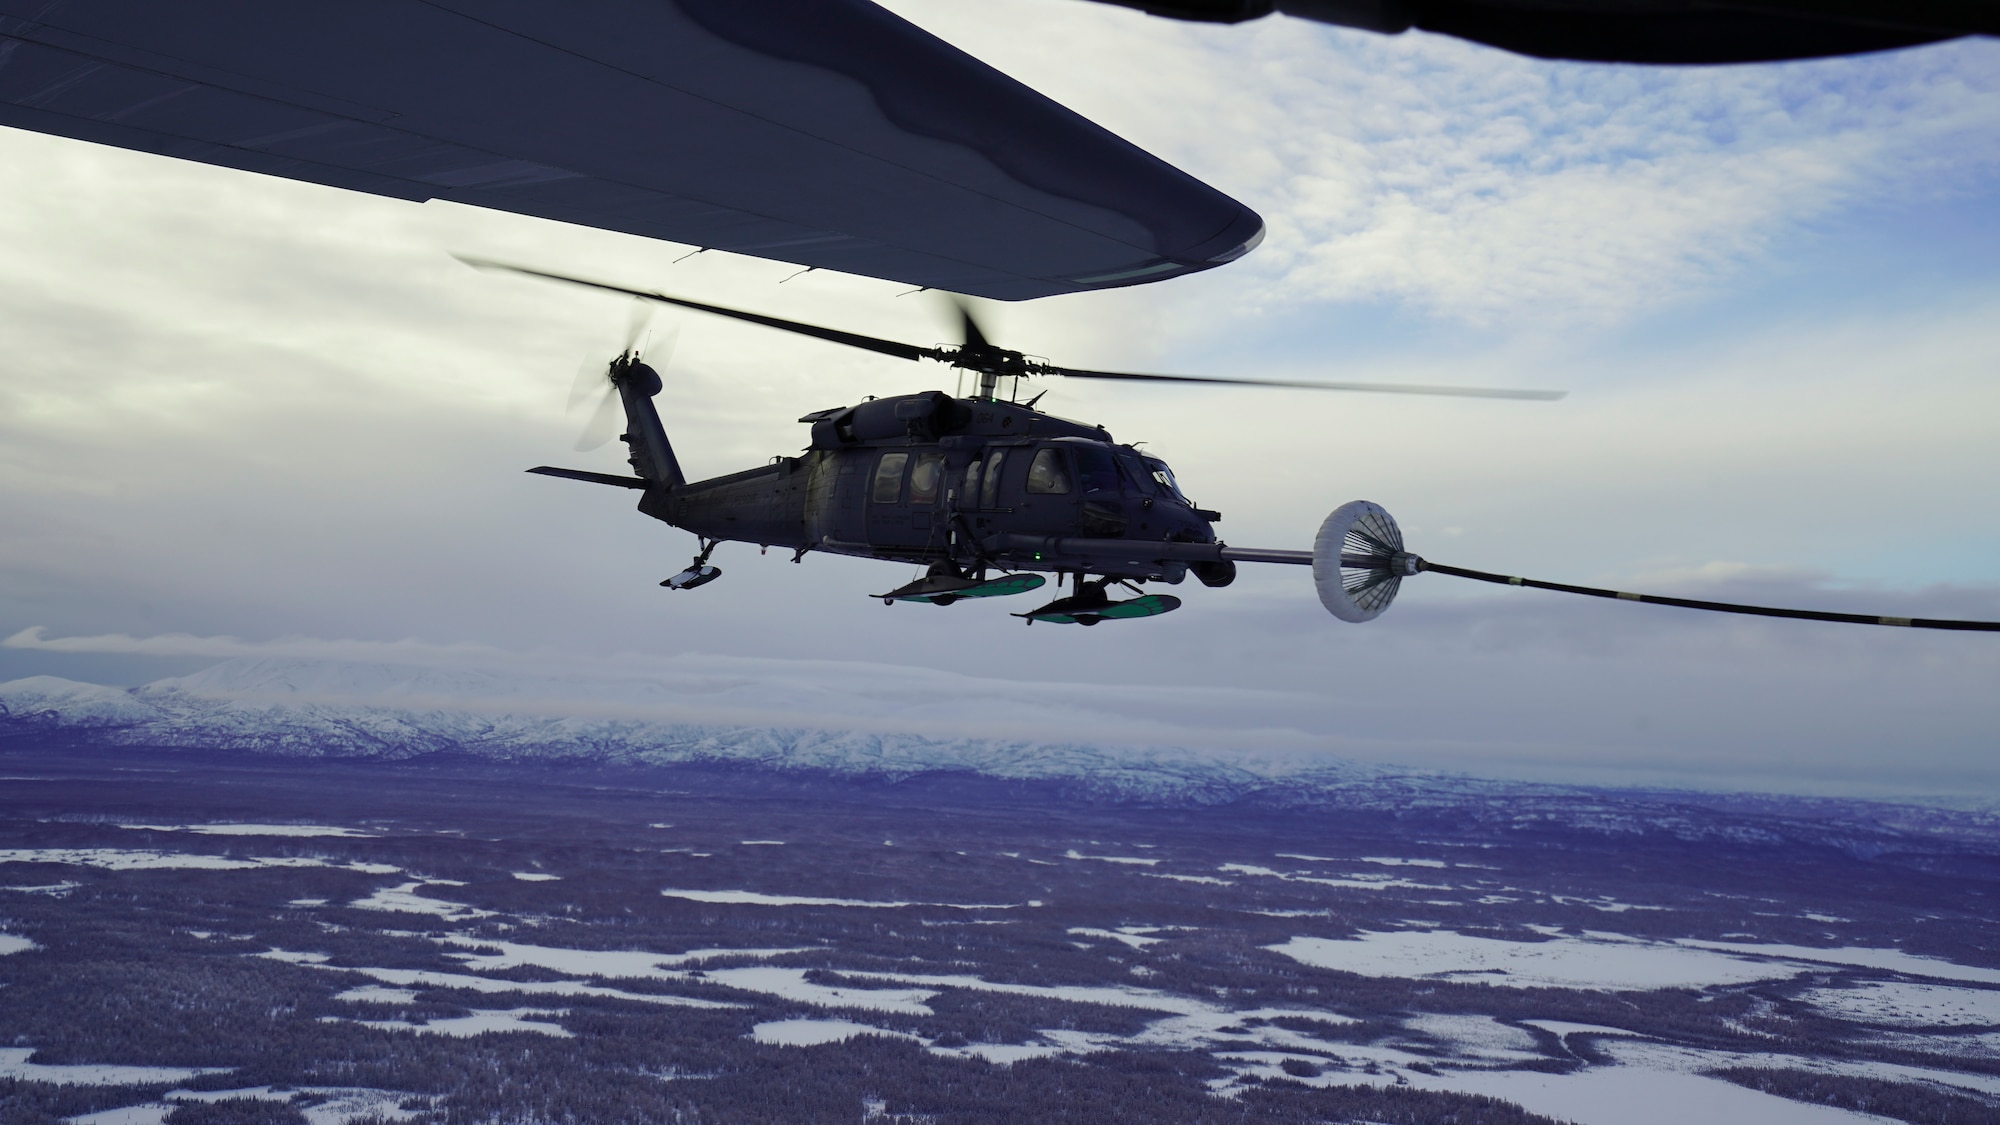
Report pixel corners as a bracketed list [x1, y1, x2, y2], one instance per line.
[568, 318, 674, 454]
[652, 325, 680, 373]
[574, 385, 623, 452]
[624, 298, 656, 356]
[571, 352, 611, 412]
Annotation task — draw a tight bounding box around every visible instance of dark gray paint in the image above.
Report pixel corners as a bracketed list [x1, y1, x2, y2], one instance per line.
[0, 0, 1263, 300]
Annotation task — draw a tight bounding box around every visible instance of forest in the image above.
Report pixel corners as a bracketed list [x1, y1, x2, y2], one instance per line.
[0, 742, 1996, 1124]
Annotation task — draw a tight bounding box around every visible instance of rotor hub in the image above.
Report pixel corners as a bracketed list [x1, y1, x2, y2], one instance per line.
[950, 343, 1033, 378]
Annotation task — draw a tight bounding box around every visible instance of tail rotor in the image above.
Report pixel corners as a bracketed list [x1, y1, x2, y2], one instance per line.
[569, 300, 675, 452]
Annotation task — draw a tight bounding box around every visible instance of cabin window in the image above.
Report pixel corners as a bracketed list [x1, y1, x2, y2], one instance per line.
[1074, 445, 1119, 495]
[872, 452, 908, 503]
[1025, 447, 1071, 495]
[980, 449, 1007, 508]
[909, 452, 944, 505]
[963, 459, 982, 505]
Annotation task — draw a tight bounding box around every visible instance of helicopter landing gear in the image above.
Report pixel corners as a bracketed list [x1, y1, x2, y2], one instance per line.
[1014, 577, 1181, 626]
[663, 538, 722, 590]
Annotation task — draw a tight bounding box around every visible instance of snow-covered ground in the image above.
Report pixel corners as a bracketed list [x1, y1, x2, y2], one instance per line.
[1067, 926, 1166, 949]
[1065, 850, 1159, 866]
[1218, 863, 1450, 892]
[440, 936, 817, 977]
[67, 1086, 419, 1125]
[349, 881, 494, 921]
[843, 969, 1262, 1018]
[120, 823, 376, 838]
[659, 888, 1031, 909]
[701, 967, 938, 1015]
[261, 949, 744, 1009]
[1266, 929, 1810, 990]
[0, 848, 398, 874]
[349, 1008, 573, 1038]
[0, 1047, 223, 1086]
[1679, 940, 2000, 986]
[0, 663, 1392, 802]
[5, 712, 1999, 1125]
[1804, 980, 2000, 1026]
[1398, 1057, 1881, 1125]
[333, 985, 419, 1004]
[751, 1019, 918, 1047]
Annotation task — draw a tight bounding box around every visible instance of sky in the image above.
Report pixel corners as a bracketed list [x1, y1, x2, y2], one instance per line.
[1, 2, 1997, 801]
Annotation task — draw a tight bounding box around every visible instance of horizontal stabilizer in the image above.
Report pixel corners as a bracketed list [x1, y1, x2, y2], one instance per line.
[527, 466, 649, 489]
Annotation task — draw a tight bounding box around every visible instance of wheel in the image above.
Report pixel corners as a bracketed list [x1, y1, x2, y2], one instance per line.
[932, 594, 958, 606]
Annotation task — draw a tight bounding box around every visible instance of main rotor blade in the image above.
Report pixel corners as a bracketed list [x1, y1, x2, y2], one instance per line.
[949, 294, 990, 351]
[460, 257, 932, 363]
[1043, 366, 1566, 401]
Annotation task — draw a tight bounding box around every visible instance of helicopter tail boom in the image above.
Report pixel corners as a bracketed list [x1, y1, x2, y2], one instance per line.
[614, 362, 685, 489]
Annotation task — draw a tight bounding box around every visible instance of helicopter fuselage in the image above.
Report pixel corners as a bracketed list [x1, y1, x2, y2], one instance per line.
[637, 391, 1231, 586]
[507, 264, 1967, 633]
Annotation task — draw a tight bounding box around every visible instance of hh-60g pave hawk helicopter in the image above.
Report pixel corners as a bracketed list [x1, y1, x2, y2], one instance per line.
[471, 259, 2000, 634]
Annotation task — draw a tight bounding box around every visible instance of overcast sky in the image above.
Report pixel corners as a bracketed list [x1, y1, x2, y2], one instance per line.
[2, 1, 1997, 802]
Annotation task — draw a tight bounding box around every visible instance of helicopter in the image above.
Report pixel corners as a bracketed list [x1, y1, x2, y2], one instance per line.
[470, 259, 1563, 626]
[471, 259, 2000, 634]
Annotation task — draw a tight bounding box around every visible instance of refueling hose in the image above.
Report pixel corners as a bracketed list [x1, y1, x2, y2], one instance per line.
[1419, 561, 2000, 633]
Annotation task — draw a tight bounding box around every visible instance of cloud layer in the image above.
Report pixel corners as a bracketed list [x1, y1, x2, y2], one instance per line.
[1, 9, 1996, 800]
[885, 2, 2000, 325]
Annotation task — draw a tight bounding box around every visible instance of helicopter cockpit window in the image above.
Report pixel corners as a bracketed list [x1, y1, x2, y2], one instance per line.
[1142, 456, 1185, 501]
[963, 459, 982, 505]
[909, 452, 944, 505]
[872, 452, 908, 503]
[980, 449, 1006, 508]
[1115, 449, 1156, 494]
[1074, 445, 1119, 495]
[1025, 448, 1071, 495]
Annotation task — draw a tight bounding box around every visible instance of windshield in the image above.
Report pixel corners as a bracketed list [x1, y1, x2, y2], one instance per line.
[1141, 456, 1185, 501]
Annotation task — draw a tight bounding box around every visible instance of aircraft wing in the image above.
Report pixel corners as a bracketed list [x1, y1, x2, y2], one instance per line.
[1086, 0, 1982, 64]
[0, 0, 1264, 301]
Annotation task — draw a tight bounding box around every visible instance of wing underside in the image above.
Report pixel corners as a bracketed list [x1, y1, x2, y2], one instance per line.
[0, 0, 1263, 301]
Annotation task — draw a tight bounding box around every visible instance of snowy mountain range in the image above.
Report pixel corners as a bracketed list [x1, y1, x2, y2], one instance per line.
[4, 658, 1998, 853]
